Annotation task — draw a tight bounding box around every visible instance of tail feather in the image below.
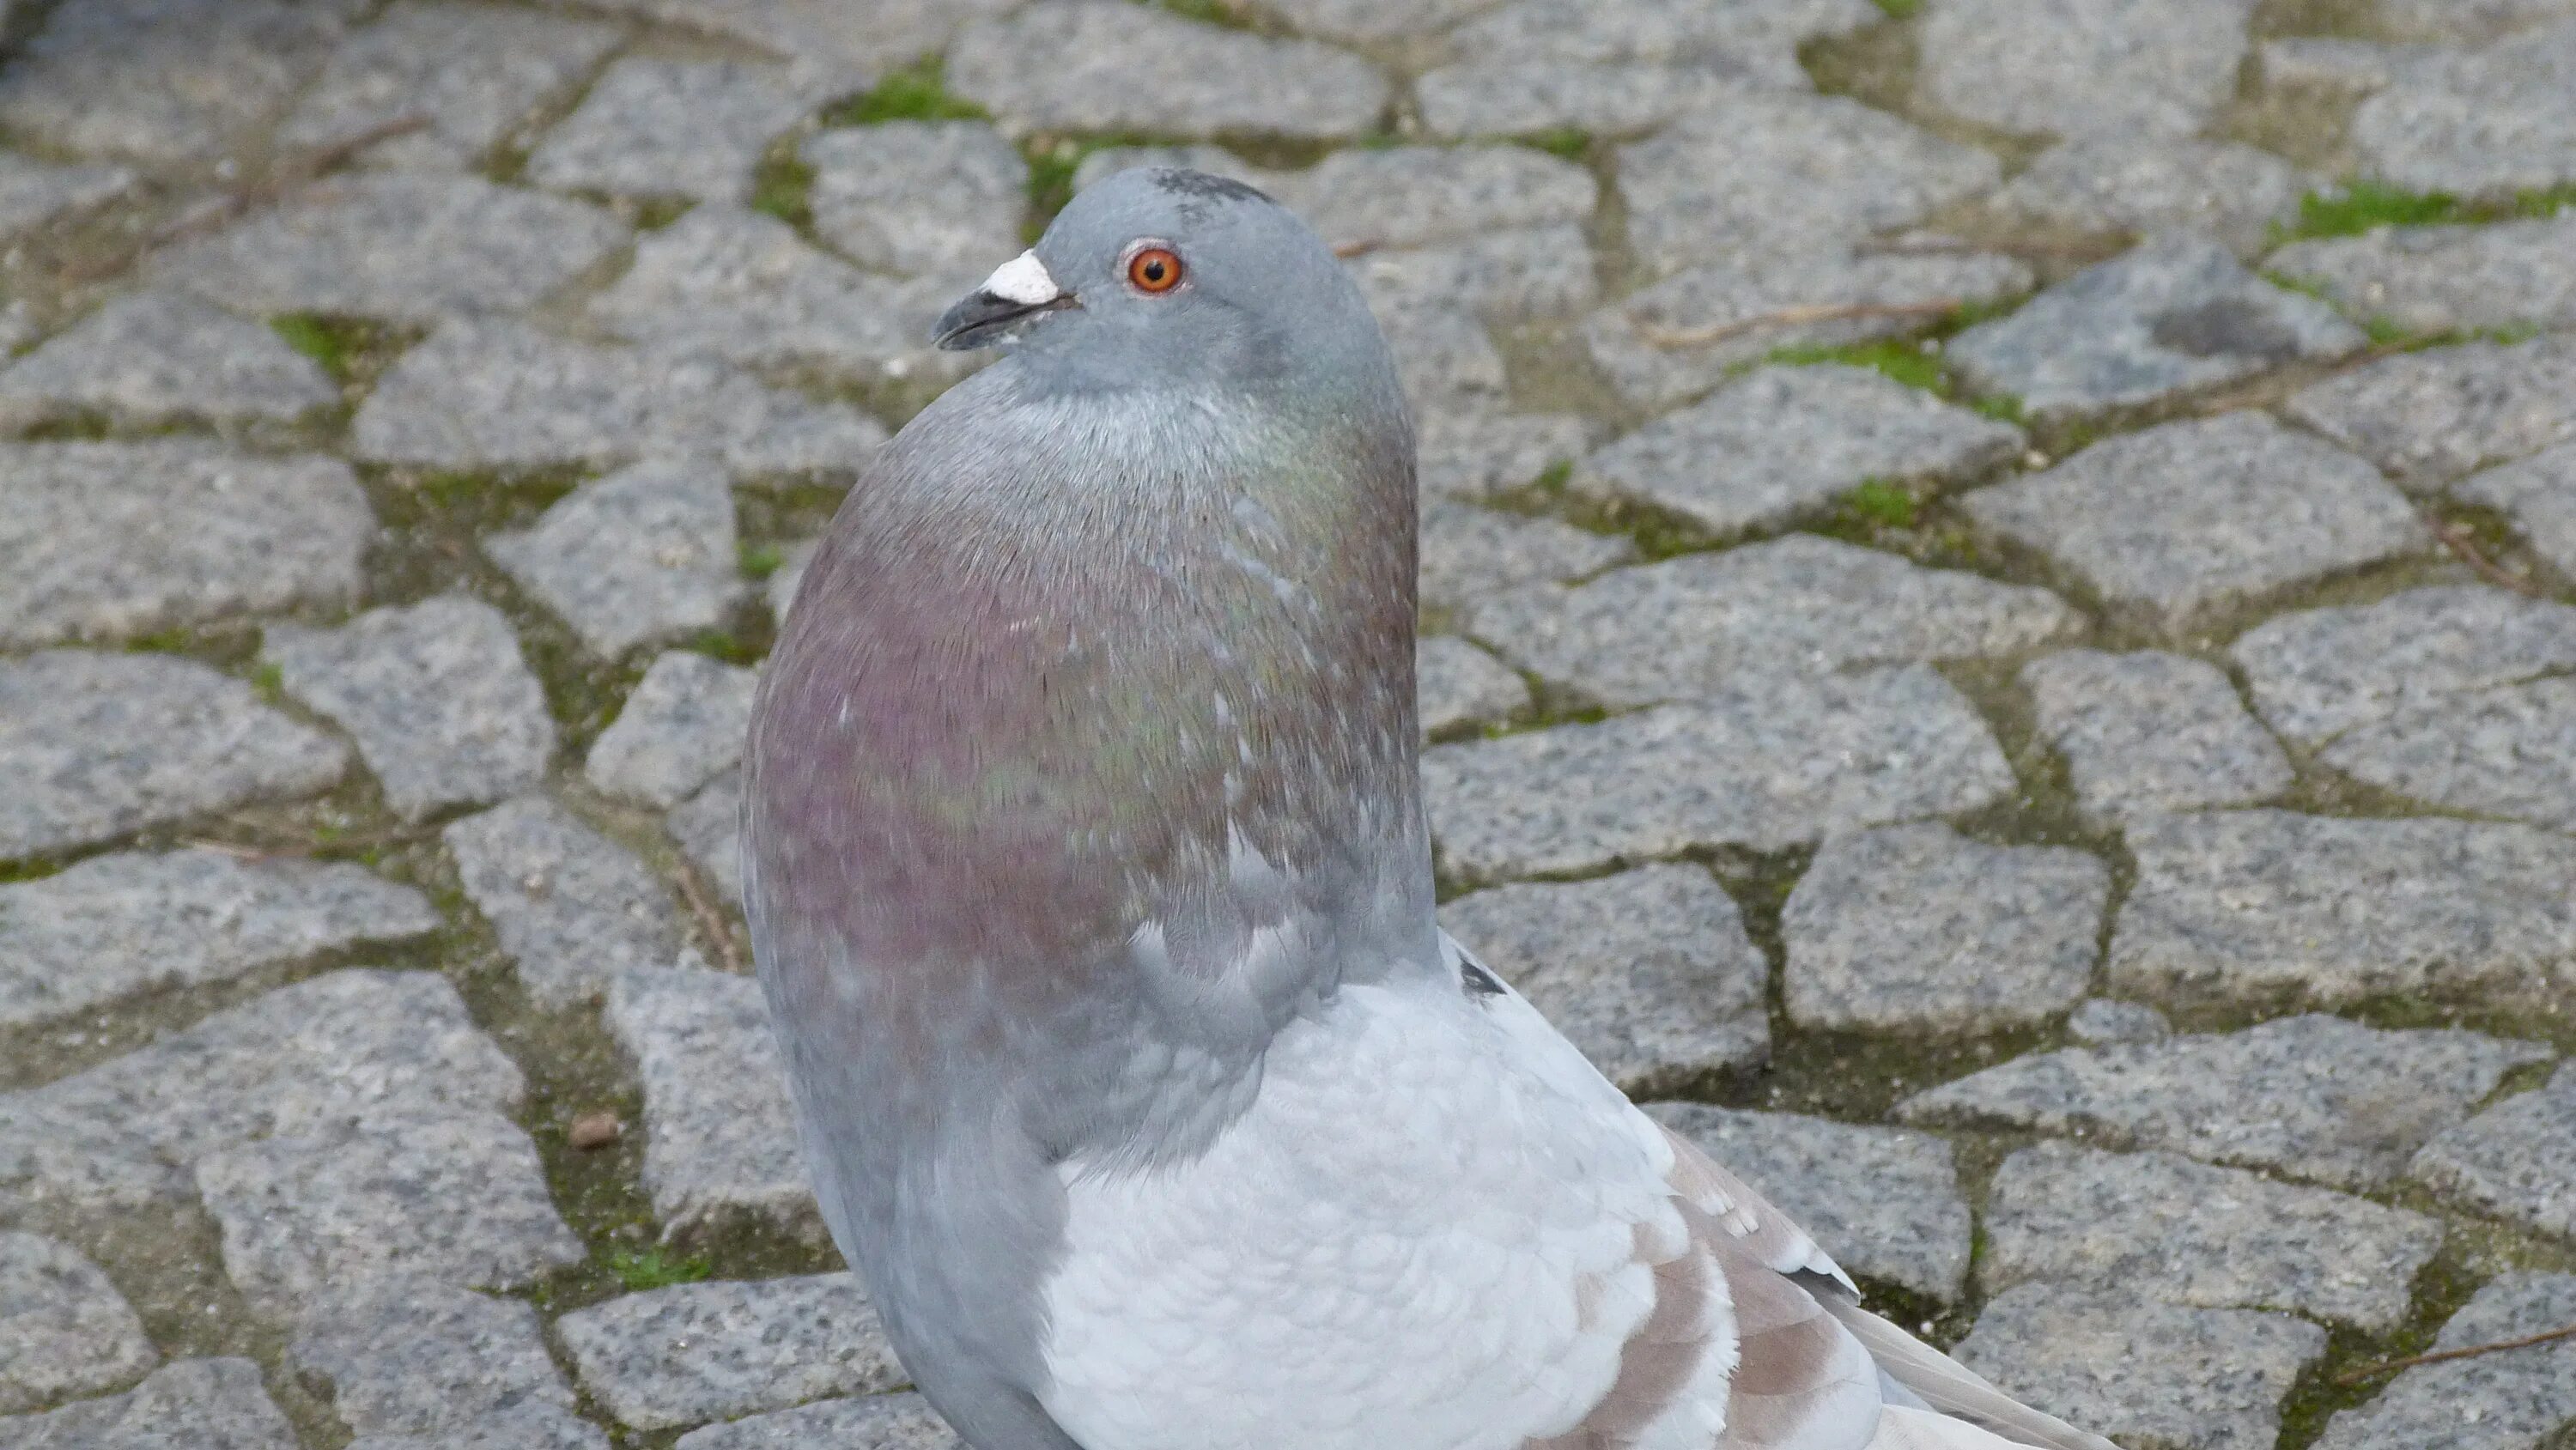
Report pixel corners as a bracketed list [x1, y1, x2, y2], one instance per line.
[1825, 1301, 2118, 1450]
[1868, 1405, 2062, 1450]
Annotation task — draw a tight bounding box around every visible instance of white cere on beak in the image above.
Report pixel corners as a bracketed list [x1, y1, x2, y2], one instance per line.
[981, 250, 1063, 306]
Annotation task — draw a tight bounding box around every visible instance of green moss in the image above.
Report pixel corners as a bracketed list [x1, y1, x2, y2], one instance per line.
[1970, 392, 2025, 426]
[607, 1247, 713, 1292]
[827, 57, 989, 125]
[250, 661, 285, 704]
[1844, 479, 1919, 528]
[1524, 128, 1593, 161]
[750, 147, 813, 228]
[270, 314, 349, 379]
[690, 626, 762, 668]
[1154, 0, 1252, 23]
[738, 543, 786, 580]
[1871, 0, 1922, 15]
[267, 313, 418, 390]
[1766, 337, 1947, 393]
[2281, 180, 2464, 240]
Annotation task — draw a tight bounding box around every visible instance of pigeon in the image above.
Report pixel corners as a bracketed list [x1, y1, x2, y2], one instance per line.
[744, 167, 2116, 1450]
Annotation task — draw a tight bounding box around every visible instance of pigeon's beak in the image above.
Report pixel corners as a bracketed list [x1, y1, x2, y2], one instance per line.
[933, 250, 1078, 350]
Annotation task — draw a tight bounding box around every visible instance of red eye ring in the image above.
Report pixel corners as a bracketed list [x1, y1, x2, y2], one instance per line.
[1126, 245, 1184, 294]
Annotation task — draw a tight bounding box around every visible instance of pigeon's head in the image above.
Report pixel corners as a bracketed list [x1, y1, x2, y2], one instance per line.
[933, 166, 1388, 399]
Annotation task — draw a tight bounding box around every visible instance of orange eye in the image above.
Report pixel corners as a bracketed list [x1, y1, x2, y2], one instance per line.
[1127, 246, 1184, 294]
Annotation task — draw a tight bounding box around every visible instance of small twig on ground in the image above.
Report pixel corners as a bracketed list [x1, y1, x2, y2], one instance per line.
[2423, 513, 2548, 598]
[1331, 239, 1382, 258]
[1860, 235, 2128, 264]
[63, 114, 430, 284]
[182, 823, 440, 862]
[674, 855, 748, 974]
[2334, 1322, 2576, 1386]
[1631, 299, 1962, 349]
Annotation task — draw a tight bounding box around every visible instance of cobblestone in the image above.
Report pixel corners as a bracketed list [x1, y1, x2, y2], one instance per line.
[276, 3, 623, 173]
[0, 846, 438, 1033]
[2457, 441, 2576, 579]
[0, 1358, 297, 1449]
[1443, 865, 1770, 1090]
[2410, 1064, 2576, 1241]
[2285, 335, 2576, 487]
[947, 4, 1389, 141]
[0, 154, 131, 240]
[586, 652, 759, 809]
[555, 1275, 904, 1431]
[0, 0, 363, 165]
[0, 290, 337, 431]
[2351, 21, 2576, 197]
[0, 441, 374, 650]
[443, 797, 690, 1009]
[2230, 585, 2576, 746]
[2020, 651, 2293, 824]
[2324, 675, 2576, 833]
[1466, 535, 2080, 708]
[1417, 502, 1631, 616]
[0, 650, 348, 861]
[2268, 213, 2576, 337]
[672, 1392, 962, 1450]
[1990, 137, 2310, 256]
[603, 967, 817, 1242]
[0, 1231, 157, 1415]
[2314, 1272, 2576, 1450]
[1918, 0, 2256, 141]
[484, 460, 744, 659]
[1416, 637, 1530, 737]
[527, 58, 818, 205]
[1647, 1103, 1969, 1301]
[1782, 823, 2108, 1035]
[348, 1400, 612, 1450]
[802, 122, 1027, 279]
[288, 1282, 574, 1439]
[668, 771, 745, 909]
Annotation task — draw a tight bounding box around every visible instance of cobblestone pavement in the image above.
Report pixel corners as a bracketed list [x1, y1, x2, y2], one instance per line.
[3, 0, 2574, 1446]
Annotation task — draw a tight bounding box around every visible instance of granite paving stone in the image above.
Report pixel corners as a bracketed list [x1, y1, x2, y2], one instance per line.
[2229, 585, 2576, 746]
[151, 173, 629, 325]
[948, 3, 1390, 141]
[1466, 535, 2081, 708]
[194, 1107, 583, 1322]
[0, 847, 439, 1033]
[1983, 1141, 2442, 1332]
[1897, 1012, 2555, 1189]
[2457, 441, 2576, 579]
[0, 969, 523, 1218]
[674, 1392, 962, 1450]
[276, 3, 624, 172]
[1415, 637, 1530, 738]
[1587, 249, 2032, 410]
[0, 0, 364, 164]
[1443, 865, 1771, 1090]
[1418, 502, 1631, 616]
[587, 652, 759, 809]
[589, 205, 965, 389]
[0, 440, 374, 650]
[2020, 651, 2292, 824]
[802, 122, 1027, 279]
[1947, 234, 2366, 422]
[1258, 0, 1509, 44]
[2066, 998, 2171, 1045]
[2285, 334, 2576, 487]
[668, 770, 744, 908]
[1422, 664, 2016, 882]
[443, 797, 690, 1009]
[1953, 1283, 2324, 1450]
[1963, 412, 2426, 634]
[1444, 0, 1878, 92]
[1989, 137, 2310, 256]
[0, 290, 336, 431]
[1616, 97, 2002, 278]
[1344, 223, 1600, 323]
[0, 153, 132, 240]
[1646, 1103, 1970, 1301]
[484, 459, 744, 659]
[605, 967, 816, 1241]
[2316, 1271, 2576, 1450]
[555, 1275, 905, 1431]
[1415, 410, 1595, 500]
[1414, 59, 1745, 140]
[2323, 675, 2576, 833]
[1277, 145, 1596, 255]
[351, 319, 890, 481]
[2351, 20, 2576, 196]
[2254, 36, 2426, 93]
[764, 542, 820, 622]
[1575, 364, 2022, 537]
[1375, 299, 1510, 415]
[2412, 1064, 2576, 1241]
[289, 1283, 573, 1439]
[1917, 0, 2257, 141]
[347, 1401, 613, 1450]
[264, 596, 556, 821]
[2268, 213, 2576, 337]
[0, 1231, 158, 1414]
[0, 1358, 296, 1450]
[569, 0, 1008, 76]
[1783, 823, 2108, 1035]
[0, 651, 348, 862]
[528, 58, 817, 204]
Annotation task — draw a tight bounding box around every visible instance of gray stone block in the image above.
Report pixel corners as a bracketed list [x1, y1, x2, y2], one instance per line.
[0, 1231, 157, 1414]
[1262, 0, 1507, 44]
[1415, 409, 1594, 500]
[1467, 535, 2080, 709]
[1947, 234, 2365, 422]
[351, 319, 890, 482]
[603, 967, 817, 1241]
[668, 771, 744, 909]
[0, 0, 362, 164]
[1898, 1012, 2554, 1189]
[1445, 0, 1876, 88]
[1647, 1103, 1970, 1301]
[0, 847, 438, 1032]
[1415, 637, 1528, 738]
[555, 1275, 904, 1431]
[2456, 440, 2576, 579]
[0, 650, 347, 861]
[2323, 675, 2576, 834]
[1918, 0, 2254, 140]
[673, 1392, 961, 1450]
[152, 173, 628, 325]
[1963, 412, 2425, 634]
[1783, 822, 2108, 1034]
[2352, 21, 2576, 196]
[1422, 664, 2015, 883]
[2411, 1063, 2576, 1241]
[347, 1400, 611, 1450]
[288, 1282, 572, 1437]
[947, 3, 1389, 141]
[0, 1358, 295, 1449]
[565, 0, 1005, 76]
[1991, 137, 2310, 255]
[1576, 364, 2022, 537]
[276, 2, 623, 172]
[763, 542, 820, 622]
[1417, 502, 1631, 616]
[1277, 145, 1596, 256]
[1345, 223, 1599, 323]
[2020, 650, 2291, 824]
[0, 153, 131, 240]
[2230, 585, 2576, 746]
[1953, 1283, 2324, 1450]
[0, 440, 372, 650]
[2285, 334, 2576, 487]
[1415, 59, 1746, 141]
[2065, 998, 2170, 1045]
[527, 57, 817, 203]
[0, 291, 336, 430]
[1443, 865, 1770, 1090]
[2269, 213, 2576, 337]
[1984, 1141, 2442, 1332]
[587, 652, 758, 809]
[443, 797, 689, 1009]
[2315, 1272, 2576, 1450]
[484, 460, 744, 659]
[802, 122, 1026, 278]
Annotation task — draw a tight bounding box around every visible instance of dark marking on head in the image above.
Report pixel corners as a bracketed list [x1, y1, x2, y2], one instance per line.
[1151, 167, 1273, 221]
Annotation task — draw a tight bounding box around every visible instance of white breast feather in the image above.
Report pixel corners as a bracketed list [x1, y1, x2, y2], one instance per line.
[1039, 975, 1701, 1450]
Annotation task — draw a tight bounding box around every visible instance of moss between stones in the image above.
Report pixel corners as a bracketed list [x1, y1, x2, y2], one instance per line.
[823, 57, 991, 127]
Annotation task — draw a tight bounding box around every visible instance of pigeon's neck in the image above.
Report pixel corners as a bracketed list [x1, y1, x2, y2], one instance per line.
[749, 370, 1436, 1157]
